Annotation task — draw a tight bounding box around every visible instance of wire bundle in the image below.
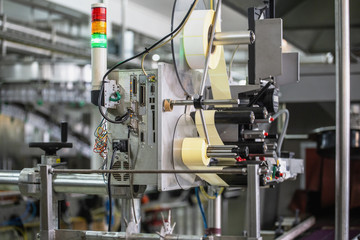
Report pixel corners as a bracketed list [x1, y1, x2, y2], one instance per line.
[199, 186, 224, 200]
[93, 118, 108, 160]
[97, 0, 198, 123]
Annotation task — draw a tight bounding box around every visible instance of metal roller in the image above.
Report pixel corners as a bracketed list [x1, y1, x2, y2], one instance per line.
[213, 30, 255, 45]
[214, 111, 255, 124]
[224, 142, 267, 154]
[217, 107, 268, 119]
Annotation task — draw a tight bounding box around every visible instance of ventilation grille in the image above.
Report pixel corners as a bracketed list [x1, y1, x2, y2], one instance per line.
[112, 160, 130, 182]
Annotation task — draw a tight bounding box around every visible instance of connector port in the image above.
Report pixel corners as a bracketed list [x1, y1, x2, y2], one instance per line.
[140, 132, 145, 142]
[113, 139, 128, 152]
[152, 110, 155, 130]
[132, 76, 137, 94]
[139, 85, 146, 106]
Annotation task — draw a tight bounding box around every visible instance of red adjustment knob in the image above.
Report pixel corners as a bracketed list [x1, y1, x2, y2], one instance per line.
[236, 157, 246, 162]
[266, 177, 270, 180]
[275, 176, 279, 179]
[279, 173, 283, 177]
[270, 117, 274, 122]
[264, 132, 269, 137]
[260, 156, 266, 161]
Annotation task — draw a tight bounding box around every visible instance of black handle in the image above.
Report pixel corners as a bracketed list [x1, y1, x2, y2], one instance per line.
[29, 121, 72, 155]
[61, 122, 68, 143]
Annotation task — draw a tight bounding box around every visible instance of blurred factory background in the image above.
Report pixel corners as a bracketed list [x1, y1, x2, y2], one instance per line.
[0, 0, 359, 239]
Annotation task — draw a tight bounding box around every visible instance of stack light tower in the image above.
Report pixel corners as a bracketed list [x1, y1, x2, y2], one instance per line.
[91, 3, 107, 105]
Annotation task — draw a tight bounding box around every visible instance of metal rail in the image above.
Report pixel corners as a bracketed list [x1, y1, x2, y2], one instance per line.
[276, 217, 316, 240]
[55, 229, 204, 239]
[170, 99, 239, 106]
[247, 164, 261, 240]
[0, 171, 20, 185]
[52, 169, 248, 175]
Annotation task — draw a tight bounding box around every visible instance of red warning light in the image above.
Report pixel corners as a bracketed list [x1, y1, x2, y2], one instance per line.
[92, 7, 106, 22]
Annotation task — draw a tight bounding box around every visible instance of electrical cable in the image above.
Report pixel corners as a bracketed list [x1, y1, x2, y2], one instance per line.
[199, 186, 224, 200]
[195, 187, 208, 230]
[271, 109, 289, 156]
[128, 128, 139, 224]
[257, 6, 268, 20]
[170, 0, 192, 97]
[141, 0, 199, 76]
[228, 45, 240, 81]
[171, 114, 190, 190]
[0, 226, 28, 240]
[247, 80, 272, 107]
[129, 174, 138, 224]
[22, 201, 37, 224]
[107, 149, 116, 232]
[1, 200, 37, 227]
[97, 0, 198, 123]
[93, 118, 108, 159]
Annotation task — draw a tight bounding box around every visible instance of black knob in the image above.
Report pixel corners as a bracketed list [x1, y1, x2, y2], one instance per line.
[61, 122, 68, 143]
[232, 146, 249, 158]
[29, 122, 72, 156]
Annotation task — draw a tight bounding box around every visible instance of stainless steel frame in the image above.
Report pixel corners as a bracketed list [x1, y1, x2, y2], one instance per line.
[40, 165, 56, 240]
[208, 186, 222, 236]
[335, 0, 350, 239]
[247, 165, 262, 240]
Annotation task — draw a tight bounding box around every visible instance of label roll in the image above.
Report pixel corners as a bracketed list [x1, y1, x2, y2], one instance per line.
[183, 10, 222, 70]
[181, 137, 210, 167]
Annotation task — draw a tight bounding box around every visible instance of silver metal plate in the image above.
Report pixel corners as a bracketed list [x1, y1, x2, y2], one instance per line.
[172, 114, 198, 189]
[255, 19, 283, 83]
[158, 63, 194, 191]
[276, 52, 300, 86]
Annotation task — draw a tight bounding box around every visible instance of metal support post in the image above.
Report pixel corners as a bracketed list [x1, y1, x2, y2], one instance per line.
[247, 164, 262, 240]
[121, 198, 141, 233]
[1, 12, 6, 56]
[207, 187, 222, 236]
[335, 0, 350, 239]
[214, 194, 222, 235]
[120, 0, 128, 59]
[0, 0, 3, 15]
[40, 165, 56, 240]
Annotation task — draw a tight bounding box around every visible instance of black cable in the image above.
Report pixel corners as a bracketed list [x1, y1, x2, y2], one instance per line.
[107, 149, 116, 232]
[171, 114, 186, 190]
[171, 0, 192, 97]
[98, 0, 197, 123]
[247, 81, 272, 107]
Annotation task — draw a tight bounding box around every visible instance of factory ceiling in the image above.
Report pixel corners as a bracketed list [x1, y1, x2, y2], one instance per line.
[224, 0, 360, 60]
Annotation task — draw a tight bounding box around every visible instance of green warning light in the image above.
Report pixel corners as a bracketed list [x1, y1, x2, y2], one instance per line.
[91, 33, 107, 48]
